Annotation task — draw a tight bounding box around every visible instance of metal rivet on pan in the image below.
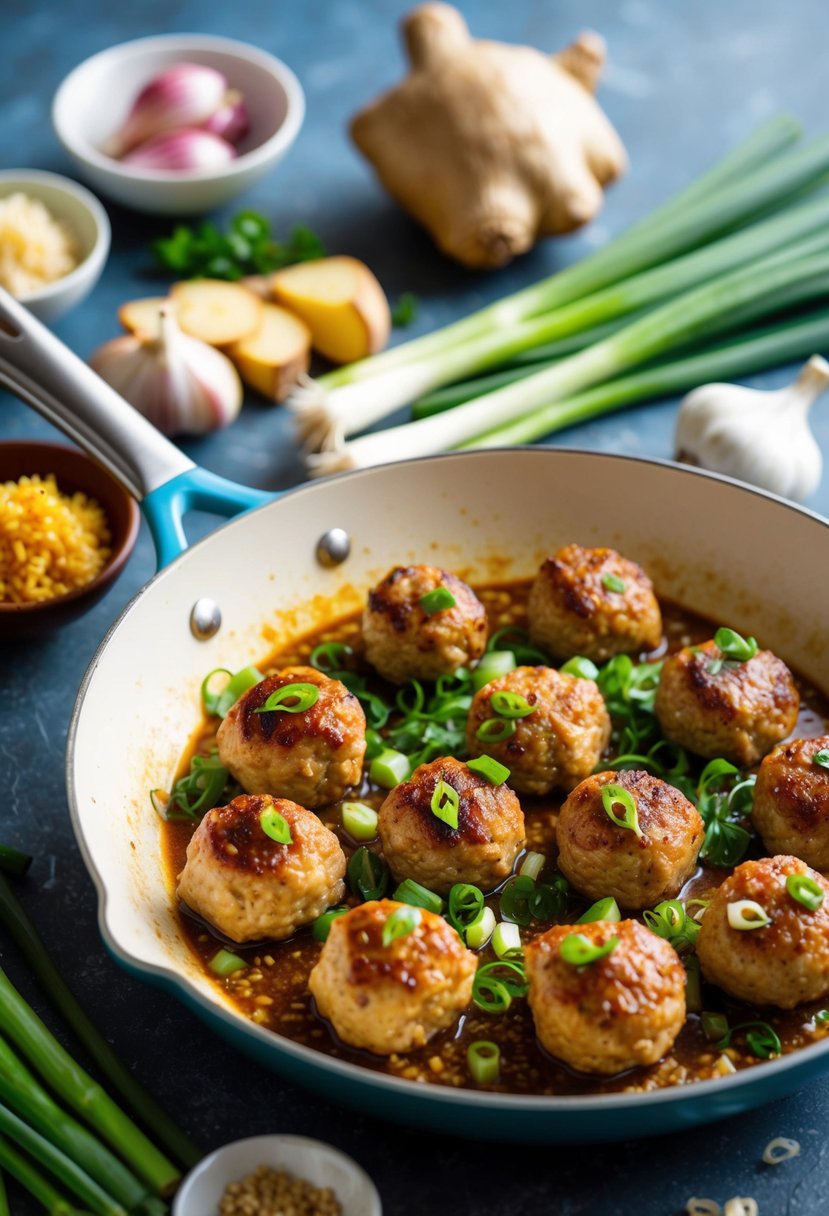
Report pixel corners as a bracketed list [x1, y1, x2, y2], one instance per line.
[190, 597, 222, 640]
[316, 527, 351, 568]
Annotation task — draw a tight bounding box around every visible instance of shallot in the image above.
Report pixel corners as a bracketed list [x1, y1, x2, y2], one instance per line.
[121, 128, 236, 173]
[105, 62, 228, 156]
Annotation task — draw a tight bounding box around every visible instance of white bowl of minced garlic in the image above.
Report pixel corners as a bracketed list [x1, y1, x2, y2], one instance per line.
[0, 169, 110, 322]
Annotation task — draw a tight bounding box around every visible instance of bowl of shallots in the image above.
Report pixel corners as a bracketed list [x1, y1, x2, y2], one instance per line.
[52, 34, 305, 214]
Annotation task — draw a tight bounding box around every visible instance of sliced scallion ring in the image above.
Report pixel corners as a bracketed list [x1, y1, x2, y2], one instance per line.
[312, 908, 348, 943]
[260, 806, 292, 844]
[601, 574, 627, 593]
[701, 1011, 730, 1042]
[392, 878, 444, 915]
[490, 690, 536, 719]
[475, 717, 516, 744]
[465, 906, 496, 950]
[467, 755, 511, 785]
[201, 665, 264, 718]
[601, 784, 644, 839]
[492, 922, 522, 959]
[341, 801, 379, 842]
[467, 1041, 500, 1085]
[472, 651, 516, 691]
[559, 933, 619, 966]
[577, 896, 621, 924]
[382, 904, 421, 947]
[814, 749, 829, 770]
[419, 587, 457, 615]
[786, 872, 825, 911]
[254, 682, 320, 714]
[712, 627, 759, 667]
[209, 949, 247, 977]
[431, 778, 460, 829]
[519, 851, 546, 882]
[727, 899, 771, 930]
[347, 847, 389, 902]
[559, 656, 600, 680]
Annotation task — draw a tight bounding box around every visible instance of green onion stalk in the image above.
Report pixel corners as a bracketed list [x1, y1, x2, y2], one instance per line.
[0, 1132, 78, 1215]
[309, 243, 829, 474]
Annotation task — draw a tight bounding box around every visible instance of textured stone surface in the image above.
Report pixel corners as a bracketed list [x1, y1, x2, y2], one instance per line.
[2, 1, 829, 1213]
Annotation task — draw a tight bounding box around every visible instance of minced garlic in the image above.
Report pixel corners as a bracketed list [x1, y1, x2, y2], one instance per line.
[0, 192, 78, 296]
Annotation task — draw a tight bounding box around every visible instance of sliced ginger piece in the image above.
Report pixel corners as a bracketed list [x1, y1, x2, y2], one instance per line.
[118, 296, 173, 336]
[270, 256, 391, 365]
[170, 279, 263, 346]
[227, 303, 312, 401]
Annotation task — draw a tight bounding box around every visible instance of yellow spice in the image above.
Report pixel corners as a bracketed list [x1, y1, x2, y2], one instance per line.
[0, 192, 78, 296]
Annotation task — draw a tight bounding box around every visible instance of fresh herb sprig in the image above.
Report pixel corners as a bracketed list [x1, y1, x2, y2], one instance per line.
[693, 759, 756, 867]
[151, 210, 325, 280]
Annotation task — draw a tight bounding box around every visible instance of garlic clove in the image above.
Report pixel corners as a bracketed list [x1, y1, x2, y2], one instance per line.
[120, 129, 236, 173]
[104, 62, 229, 157]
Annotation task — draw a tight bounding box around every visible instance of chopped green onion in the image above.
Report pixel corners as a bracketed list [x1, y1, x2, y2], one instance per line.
[643, 900, 686, 938]
[392, 879, 445, 914]
[601, 784, 644, 839]
[312, 908, 349, 943]
[151, 749, 233, 822]
[485, 626, 550, 665]
[713, 627, 759, 663]
[472, 959, 529, 1012]
[382, 905, 421, 947]
[419, 587, 457, 615]
[431, 779, 460, 829]
[559, 933, 619, 966]
[577, 896, 621, 924]
[701, 1011, 730, 1042]
[392, 292, 419, 328]
[492, 922, 522, 959]
[369, 748, 411, 789]
[260, 807, 292, 844]
[499, 873, 568, 925]
[815, 1009, 829, 1026]
[472, 651, 516, 690]
[786, 872, 825, 911]
[310, 641, 355, 672]
[727, 899, 771, 930]
[475, 717, 516, 743]
[254, 682, 320, 714]
[601, 574, 626, 593]
[209, 949, 247, 977]
[465, 906, 496, 950]
[341, 802, 379, 842]
[813, 750, 829, 770]
[490, 690, 536, 719]
[467, 1040, 500, 1085]
[347, 847, 389, 902]
[717, 1020, 781, 1060]
[519, 852, 546, 882]
[201, 665, 263, 718]
[560, 656, 600, 680]
[448, 884, 485, 934]
[684, 955, 703, 1013]
[467, 755, 510, 785]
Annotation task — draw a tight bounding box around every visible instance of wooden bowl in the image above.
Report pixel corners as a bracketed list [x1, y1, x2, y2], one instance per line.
[0, 441, 139, 638]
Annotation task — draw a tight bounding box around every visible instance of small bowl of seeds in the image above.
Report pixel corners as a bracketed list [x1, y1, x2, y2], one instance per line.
[172, 1134, 382, 1216]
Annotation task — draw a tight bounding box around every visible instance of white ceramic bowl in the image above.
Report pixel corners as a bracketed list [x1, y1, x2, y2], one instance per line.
[172, 1134, 382, 1216]
[52, 34, 305, 214]
[0, 170, 110, 322]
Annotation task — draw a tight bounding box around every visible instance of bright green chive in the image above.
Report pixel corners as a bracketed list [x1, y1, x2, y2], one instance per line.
[601, 574, 627, 594]
[492, 922, 522, 959]
[472, 959, 529, 1011]
[476, 717, 517, 743]
[577, 896, 621, 924]
[312, 908, 348, 943]
[465, 906, 496, 950]
[490, 690, 536, 719]
[209, 949, 247, 977]
[601, 784, 644, 839]
[254, 682, 320, 714]
[382, 904, 421, 947]
[813, 750, 829, 770]
[201, 665, 264, 718]
[499, 875, 536, 926]
[420, 587, 457, 615]
[472, 651, 516, 691]
[341, 801, 379, 842]
[519, 851, 546, 882]
[559, 933, 619, 966]
[467, 1041, 500, 1085]
[786, 872, 825, 911]
[369, 748, 411, 789]
[393, 879, 445, 914]
[347, 847, 389, 902]
[260, 807, 292, 844]
[310, 641, 354, 672]
[701, 1011, 730, 1042]
[467, 755, 511, 785]
[448, 883, 485, 931]
[560, 656, 600, 680]
[431, 779, 460, 829]
[713, 627, 759, 663]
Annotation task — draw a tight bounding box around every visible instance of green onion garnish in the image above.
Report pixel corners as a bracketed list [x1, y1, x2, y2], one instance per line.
[472, 960, 529, 1012]
[467, 755, 510, 785]
[475, 718, 516, 743]
[560, 656, 600, 680]
[499, 873, 568, 925]
[382, 904, 421, 947]
[577, 896, 621, 924]
[347, 847, 389, 902]
[684, 955, 703, 1013]
[392, 879, 445, 914]
[472, 651, 516, 691]
[643, 899, 699, 953]
[465, 906, 496, 950]
[341, 801, 379, 842]
[815, 1009, 829, 1026]
[208, 949, 247, 977]
[492, 922, 522, 959]
[419, 587, 457, 615]
[601, 784, 644, 839]
[201, 665, 264, 718]
[601, 574, 627, 594]
[467, 1040, 500, 1085]
[151, 749, 235, 822]
[727, 899, 770, 930]
[369, 748, 411, 789]
[431, 779, 460, 829]
[559, 933, 619, 966]
[448, 883, 484, 935]
[709, 627, 759, 674]
[701, 1011, 730, 1042]
[814, 750, 829, 770]
[694, 759, 755, 867]
[260, 807, 292, 844]
[310, 641, 355, 673]
[490, 690, 536, 719]
[254, 682, 320, 714]
[312, 908, 348, 943]
[717, 1020, 781, 1060]
[786, 872, 825, 911]
[519, 851, 546, 882]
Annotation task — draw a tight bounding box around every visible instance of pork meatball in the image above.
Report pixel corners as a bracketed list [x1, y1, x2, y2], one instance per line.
[377, 756, 524, 894]
[527, 544, 662, 663]
[751, 737, 829, 871]
[654, 640, 800, 766]
[525, 919, 686, 1075]
[177, 794, 346, 943]
[696, 855, 829, 1008]
[362, 565, 487, 684]
[465, 666, 610, 795]
[309, 899, 477, 1054]
[216, 665, 366, 808]
[556, 769, 704, 910]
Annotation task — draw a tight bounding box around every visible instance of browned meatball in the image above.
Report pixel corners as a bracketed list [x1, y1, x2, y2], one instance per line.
[697, 855, 829, 1008]
[654, 640, 800, 766]
[556, 769, 704, 910]
[216, 666, 366, 808]
[377, 756, 524, 894]
[176, 794, 346, 943]
[465, 666, 610, 795]
[752, 737, 829, 870]
[527, 544, 662, 663]
[362, 565, 487, 684]
[525, 919, 686, 1075]
[308, 899, 477, 1054]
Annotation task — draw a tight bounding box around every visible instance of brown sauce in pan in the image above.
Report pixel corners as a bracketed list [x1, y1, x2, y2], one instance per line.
[161, 583, 829, 1095]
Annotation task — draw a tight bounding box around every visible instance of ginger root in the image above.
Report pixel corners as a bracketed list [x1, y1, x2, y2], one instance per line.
[350, 3, 627, 269]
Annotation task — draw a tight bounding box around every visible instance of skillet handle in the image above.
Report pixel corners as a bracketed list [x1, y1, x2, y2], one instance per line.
[0, 287, 275, 568]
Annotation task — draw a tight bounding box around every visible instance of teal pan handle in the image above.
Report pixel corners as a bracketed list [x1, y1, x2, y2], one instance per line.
[0, 286, 276, 568]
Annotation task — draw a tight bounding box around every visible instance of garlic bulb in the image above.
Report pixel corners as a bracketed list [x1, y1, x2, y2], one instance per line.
[105, 63, 229, 157]
[674, 355, 829, 502]
[90, 306, 243, 437]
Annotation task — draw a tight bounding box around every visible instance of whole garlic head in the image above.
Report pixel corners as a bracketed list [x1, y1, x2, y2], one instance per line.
[674, 355, 829, 502]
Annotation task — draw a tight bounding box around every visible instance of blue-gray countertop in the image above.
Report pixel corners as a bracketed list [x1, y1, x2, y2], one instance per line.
[3, 1, 829, 1212]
